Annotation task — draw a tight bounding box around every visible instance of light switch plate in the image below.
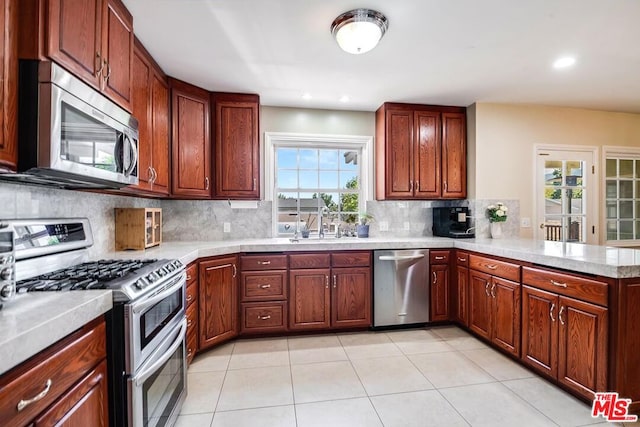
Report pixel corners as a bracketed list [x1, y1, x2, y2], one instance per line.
[223, 222, 231, 233]
[521, 217, 531, 228]
[379, 221, 389, 231]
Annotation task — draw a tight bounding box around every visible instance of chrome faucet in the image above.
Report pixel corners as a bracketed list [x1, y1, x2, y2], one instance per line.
[335, 224, 342, 238]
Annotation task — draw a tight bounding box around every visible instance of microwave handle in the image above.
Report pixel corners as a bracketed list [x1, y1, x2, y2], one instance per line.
[123, 135, 138, 177]
[114, 134, 124, 173]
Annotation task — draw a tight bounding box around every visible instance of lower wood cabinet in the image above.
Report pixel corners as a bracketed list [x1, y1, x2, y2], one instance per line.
[185, 261, 198, 365]
[453, 251, 469, 326]
[199, 255, 238, 350]
[522, 267, 608, 401]
[0, 317, 108, 427]
[430, 251, 450, 321]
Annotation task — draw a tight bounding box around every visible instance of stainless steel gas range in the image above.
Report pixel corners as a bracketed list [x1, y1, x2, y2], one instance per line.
[5, 218, 187, 427]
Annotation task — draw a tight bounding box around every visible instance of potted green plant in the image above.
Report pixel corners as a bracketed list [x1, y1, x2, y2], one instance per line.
[356, 213, 374, 238]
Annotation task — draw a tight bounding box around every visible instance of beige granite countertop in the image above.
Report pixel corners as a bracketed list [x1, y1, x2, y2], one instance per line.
[0, 290, 112, 375]
[107, 237, 640, 279]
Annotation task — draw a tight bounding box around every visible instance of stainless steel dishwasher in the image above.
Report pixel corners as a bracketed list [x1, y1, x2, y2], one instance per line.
[373, 249, 429, 327]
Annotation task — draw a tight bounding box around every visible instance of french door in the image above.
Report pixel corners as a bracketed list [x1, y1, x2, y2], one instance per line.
[536, 147, 597, 244]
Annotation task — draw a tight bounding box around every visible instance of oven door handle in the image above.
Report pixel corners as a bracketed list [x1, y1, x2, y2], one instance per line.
[132, 273, 186, 315]
[133, 319, 186, 387]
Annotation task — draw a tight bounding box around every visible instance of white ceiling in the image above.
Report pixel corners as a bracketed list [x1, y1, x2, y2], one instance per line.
[123, 0, 640, 113]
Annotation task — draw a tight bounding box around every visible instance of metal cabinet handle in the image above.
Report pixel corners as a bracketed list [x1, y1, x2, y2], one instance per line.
[550, 280, 568, 288]
[257, 261, 271, 265]
[410, 180, 413, 192]
[490, 283, 496, 298]
[186, 275, 192, 281]
[259, 284, 271, 289]
[549, 303, 556, 322]
[485, 264, 498, 270]
[333, 275, 337, 288]
[205, 177, 210, 190]
[435, 256, 445, 260]
[187, 348, 193, 358]
[432, 271, 437, 285]
[458, 257, 467, 262]
[485, 282, 490, 296]
[416, 180, 420, 190]
[232, 264, 237, 278]
[186, 294, 193, 302]
[187, 318, 193, 327]
[253, 178, 257, 190]
[148, 166, 154, 182]
[152, 167, 158, 183]
[103, 61, 111, 86]
[559, 306, 565, 325]
[17, 379, 52, 412]
[444, 181, 448, 192]
[325, 275, 329, 289]
[95, 52, 104, 77]
[258, 315, 271, 320]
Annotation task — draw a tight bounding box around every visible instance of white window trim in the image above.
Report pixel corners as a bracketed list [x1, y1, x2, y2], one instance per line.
[602, 146, 640, 247]
[265, 132, 373, 238]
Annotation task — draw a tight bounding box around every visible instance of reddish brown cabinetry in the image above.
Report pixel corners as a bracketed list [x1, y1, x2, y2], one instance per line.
[0, 0, 17, 171]
[522, 267, 608, 401]
[0, 318, 108, 427]
[170, 79, 211, 198]
[199, 255, 238, 350]
[453, 251, 469, 326]
[185, 262, 199, 364]
[468, 254, 521, 356]
[130, 38, 169, 195]
[375, 103, 466, 200]
[430, 251, 450, 321]
[212, 93, 260, 199]
[289, 252, 371, 331]
[23, 0, 133, 111]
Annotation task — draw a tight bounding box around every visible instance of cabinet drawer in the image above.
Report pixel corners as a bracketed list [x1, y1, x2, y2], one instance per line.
[289, 253, 331, 269]
[241, 271, 287, 301]
[186, 262, 198, 283]
[241, 302, 287, 333]
[241, 254, 288, 271]
[456, 251, 469, 267]
[186, 280, 198, 307]
[430, 250, 450, 264]
[331, 252, 371, 267]
[0, 320, 106, 427]
[469, 254, 520, 282]
[186, 327, 198, 365]
[186, 301, 198, 336]
[522, 267, 608, 307]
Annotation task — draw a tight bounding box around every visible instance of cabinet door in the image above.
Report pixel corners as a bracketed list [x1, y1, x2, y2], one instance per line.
[33, 360, 109, 427]
[521, 285, 558, 378]
[557, 296, 608, 399]
[331, 267, 371, 328]
[199, 256, 238, 350]
[0, 0, 17, 171]
[441, 112, 466, 198]
[213, 94, 260, 199]
[491, 277, 521, 357]
[150, 72, 170, 194]
[430, 264, 449, 321]
[171, 80, 211, 198]
[454, 265, 469, 326]
[414, 111, 441, 198]
[289, 269, 330, 330]
[131, 45, 152, 190]
[468, 270, 492, 339]
[385, 109, 414, 198]
[46, 0, 102, 89]
[101, 0, 133, 111]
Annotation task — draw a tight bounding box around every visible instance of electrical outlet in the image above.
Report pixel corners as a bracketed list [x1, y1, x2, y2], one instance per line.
[379, 221, 389, 231]
[223, 222, 231, 233]
[403, 221, 410, 231]
[521, 217, 531, 228]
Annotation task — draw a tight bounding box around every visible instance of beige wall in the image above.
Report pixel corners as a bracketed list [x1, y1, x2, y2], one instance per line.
[261, 106, 374, 136]
[470, 103, 640, 238]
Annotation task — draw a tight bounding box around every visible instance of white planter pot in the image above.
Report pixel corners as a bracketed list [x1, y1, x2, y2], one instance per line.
[490, 222, 504, 239]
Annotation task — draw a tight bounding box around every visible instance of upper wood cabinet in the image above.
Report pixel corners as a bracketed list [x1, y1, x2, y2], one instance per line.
[20, 0, 133, 111]
[199, 255, 238, 350]
[0, 0, 17, 171]
[212, 92, 260, 200]
[375, 103, 466, 200]
[170, 78, 212, 198]
[130, 38, 169, 195]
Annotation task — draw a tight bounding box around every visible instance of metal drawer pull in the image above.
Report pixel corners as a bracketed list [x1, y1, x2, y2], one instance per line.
[325, 275, 329, 288]
[232, 264, 237, 278]
[187, 348, 193, 358]
[258, 315, 271, 320]
[550, 280, 568, 288]
[186, 294, 193, 302]
[187, 319, 193, 327]
[458, 257, 467, 262]
[17, 379, 52, 412]
[490, 283, 496, 298]
[435, 256, 445, 260]
[333, 275, 337, 288]
[259, 284, 271, 289]
[485, 282, 490, 296]
[559, 306, 565, 325]
[432, 271, 437, 285]
[485, 264, 498, 270]
[257, 261, 271, 265]
[549, 303, 556, 322]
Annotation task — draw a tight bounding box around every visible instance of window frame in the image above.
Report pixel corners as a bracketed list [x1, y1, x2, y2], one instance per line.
[264, 132, 373, 237]
[602, 146, 640, 247]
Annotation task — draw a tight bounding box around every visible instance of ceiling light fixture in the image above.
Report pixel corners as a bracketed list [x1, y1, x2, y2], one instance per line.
[301, 93, 312, 100]
[339, 95, 350, 103]
[553, 56, 576, 69]
[331, 9, 388, 55]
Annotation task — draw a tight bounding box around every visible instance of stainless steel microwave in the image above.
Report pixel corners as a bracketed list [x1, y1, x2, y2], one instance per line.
[0, 60, 139, 189]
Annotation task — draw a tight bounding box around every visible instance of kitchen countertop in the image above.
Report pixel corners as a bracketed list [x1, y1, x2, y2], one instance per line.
[0, 290, 112, 375]
[108, 236, 640, 279]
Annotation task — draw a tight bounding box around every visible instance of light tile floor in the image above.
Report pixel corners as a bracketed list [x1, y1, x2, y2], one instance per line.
[177, 326, 636, 427]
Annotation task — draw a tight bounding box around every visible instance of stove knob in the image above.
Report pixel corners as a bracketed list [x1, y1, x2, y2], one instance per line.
[135, 279, 146, 289]
[0, 284, 14, 300]
[0, 268, 11, 281]
[167, 264, 175, 272]
[146, 274, 155, 282]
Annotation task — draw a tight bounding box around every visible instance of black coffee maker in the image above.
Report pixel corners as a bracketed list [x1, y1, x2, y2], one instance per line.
[432, 207, 475, 238]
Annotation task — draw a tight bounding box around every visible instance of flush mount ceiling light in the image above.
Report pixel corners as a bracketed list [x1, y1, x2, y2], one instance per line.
[331, 9, 388, 55]
[553, 56, 576, 69]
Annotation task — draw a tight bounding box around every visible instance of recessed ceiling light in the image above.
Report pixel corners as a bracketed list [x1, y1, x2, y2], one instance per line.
[301, 93, 312, 100]
[339, 95, 350, 103]
[553, 56, 576, 69]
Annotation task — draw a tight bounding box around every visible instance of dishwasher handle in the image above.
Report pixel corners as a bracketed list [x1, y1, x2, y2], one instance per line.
[378, 254, 425, 261]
